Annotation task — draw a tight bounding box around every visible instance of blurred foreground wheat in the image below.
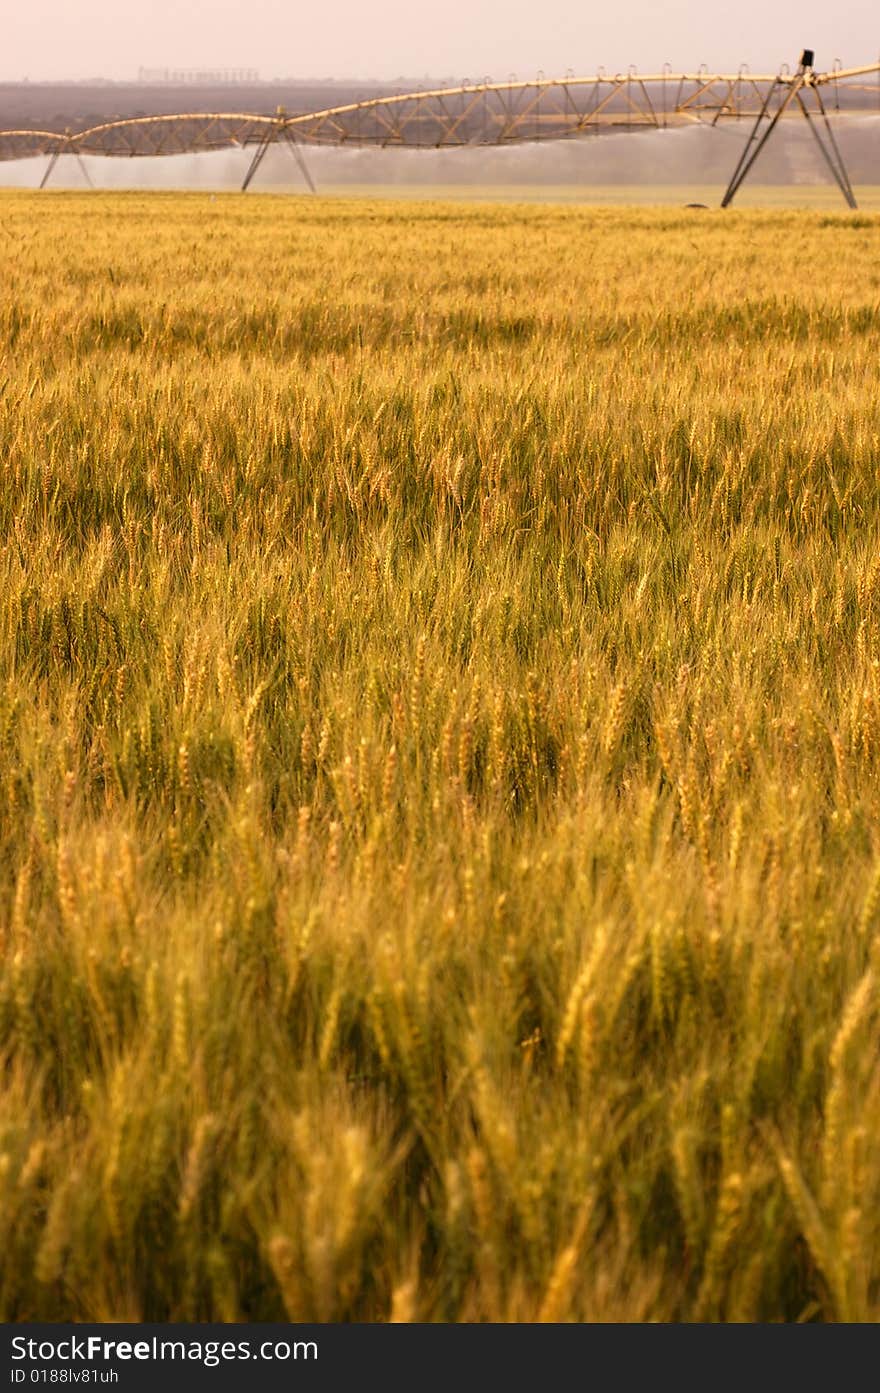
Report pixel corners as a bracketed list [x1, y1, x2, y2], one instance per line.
[1, 192, 880, 1320]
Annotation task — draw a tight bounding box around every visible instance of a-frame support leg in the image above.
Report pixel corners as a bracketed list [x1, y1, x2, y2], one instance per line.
[281, 127, 316, 193]
[242, 119, 316, 193]
[721, 74, 803, 207]
[40, 128, 91, 190]
[722, 51, 859, 210]
[241, 124, 278, 191]
[795, 81, 857, 208]
[75, 153, 94, 188]
[39, 143, 64, 189]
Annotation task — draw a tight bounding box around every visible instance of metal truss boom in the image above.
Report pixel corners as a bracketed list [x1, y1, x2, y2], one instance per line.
[0, 53, 875, 206]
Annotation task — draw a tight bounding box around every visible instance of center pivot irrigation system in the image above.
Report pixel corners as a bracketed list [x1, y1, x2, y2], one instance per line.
[1, 50, 878, 206]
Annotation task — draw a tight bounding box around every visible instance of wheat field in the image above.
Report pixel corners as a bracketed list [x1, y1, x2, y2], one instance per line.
[2, 191, 880, 1321]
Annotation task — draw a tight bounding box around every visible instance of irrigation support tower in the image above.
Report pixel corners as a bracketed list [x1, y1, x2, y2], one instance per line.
[721, 50, 856, 207]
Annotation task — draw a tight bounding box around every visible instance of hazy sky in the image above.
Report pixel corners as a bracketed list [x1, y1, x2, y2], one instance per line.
[3, 1, 876, 83]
